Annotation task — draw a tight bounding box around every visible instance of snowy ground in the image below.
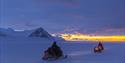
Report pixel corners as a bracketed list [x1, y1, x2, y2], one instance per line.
[0, 36, 125, 63]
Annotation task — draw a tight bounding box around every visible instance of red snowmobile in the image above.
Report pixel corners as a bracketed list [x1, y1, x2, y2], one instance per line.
[94, 41, 104, 53]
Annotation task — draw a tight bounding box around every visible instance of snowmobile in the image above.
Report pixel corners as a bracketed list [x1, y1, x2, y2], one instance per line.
[94, 42, 104, 53]
[42, 42, 67, 61]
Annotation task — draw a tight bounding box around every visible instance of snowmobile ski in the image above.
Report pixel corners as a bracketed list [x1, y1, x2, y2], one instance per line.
[42, 55, 68, 61]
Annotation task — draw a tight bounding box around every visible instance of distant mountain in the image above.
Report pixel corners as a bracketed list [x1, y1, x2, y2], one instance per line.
[0, 28, 14, 36]
[29, 27, 53, 38]
[0, 28, 14, 32]
[0, 31, 6, 36]
[0, 28, 15, 36]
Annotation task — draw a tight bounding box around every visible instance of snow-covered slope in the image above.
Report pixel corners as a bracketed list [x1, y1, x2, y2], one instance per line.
[0, 27, 64, 42]
[0, 28, 33, 37]
[0, 31, 6, 37]
[0, 28, 125, 63]
[0, 28, 14, 36]
[0, 36, 125, 63]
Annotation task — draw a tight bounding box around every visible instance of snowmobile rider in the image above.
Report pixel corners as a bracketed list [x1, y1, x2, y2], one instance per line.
[98, 41, 104, 50]
[94, 41, 104, 53]
[43, 41, 63, 59]
[51, 41, 63, 58]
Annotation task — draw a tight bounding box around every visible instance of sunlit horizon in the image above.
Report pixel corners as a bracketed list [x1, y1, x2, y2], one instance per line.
[55, 33, 125, 42]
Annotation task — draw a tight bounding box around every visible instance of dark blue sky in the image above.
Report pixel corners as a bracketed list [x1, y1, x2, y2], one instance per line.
[0, 0, 125, 34]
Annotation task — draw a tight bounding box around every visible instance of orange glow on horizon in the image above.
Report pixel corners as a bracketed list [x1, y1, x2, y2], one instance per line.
[60, 34, 125, 42]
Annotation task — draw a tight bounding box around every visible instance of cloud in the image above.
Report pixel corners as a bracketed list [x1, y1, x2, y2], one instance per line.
[24, 22, 38, 27]
[2, 0, 125, 34]
[65, 13, 86, 20]
[91, 28, 125, 35]
[34, 0, 80, 7]
[35, 0, 79, 3]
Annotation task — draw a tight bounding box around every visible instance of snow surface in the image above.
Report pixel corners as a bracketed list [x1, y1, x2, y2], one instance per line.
[0, 36, 125, 63]
[0, 28, 125, 63]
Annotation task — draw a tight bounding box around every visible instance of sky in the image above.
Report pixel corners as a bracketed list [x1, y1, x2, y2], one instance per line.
[0, 0, 125, 34]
